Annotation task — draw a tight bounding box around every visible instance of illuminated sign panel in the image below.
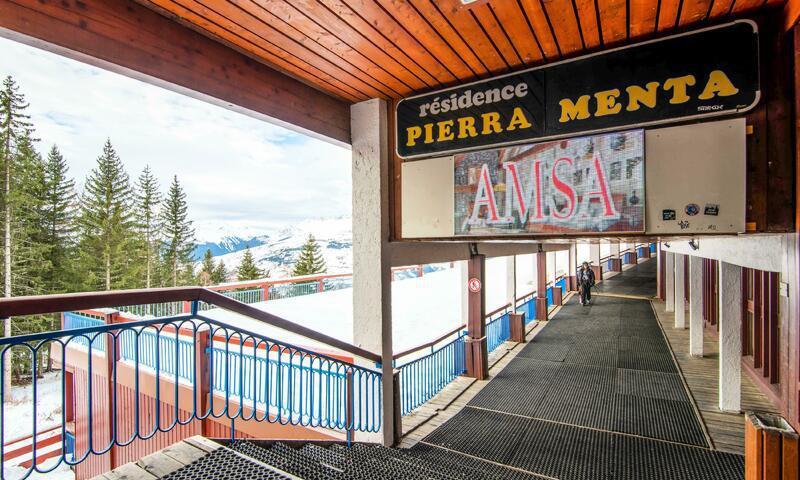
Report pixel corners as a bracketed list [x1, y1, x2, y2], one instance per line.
[454, 130, 645, 236]
[396, 21, 758, 159]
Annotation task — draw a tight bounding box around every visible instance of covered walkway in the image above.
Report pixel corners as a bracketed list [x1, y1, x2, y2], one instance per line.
[413, 260, 745, 480]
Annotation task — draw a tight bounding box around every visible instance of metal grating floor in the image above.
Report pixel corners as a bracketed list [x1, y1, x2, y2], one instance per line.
[160, 448, 293, 480]
[451, 278, 744, 479]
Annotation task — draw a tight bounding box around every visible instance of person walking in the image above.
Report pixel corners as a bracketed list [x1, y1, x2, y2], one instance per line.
[577, 262, 596, 306]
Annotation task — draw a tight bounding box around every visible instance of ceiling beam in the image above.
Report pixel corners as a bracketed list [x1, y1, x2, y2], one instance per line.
[0, 0, 351, 146]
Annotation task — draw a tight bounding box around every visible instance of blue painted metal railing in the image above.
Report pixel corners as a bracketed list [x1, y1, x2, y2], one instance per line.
[486, 307, 512, 354]
[650, 243, 657, 254]
[395, 331, 466, 416]
[1, 302, 381, 480]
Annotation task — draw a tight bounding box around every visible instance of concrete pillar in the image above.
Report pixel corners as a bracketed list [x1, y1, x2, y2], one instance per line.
[506, 256, 517, 312]
[665, 252, 675, 312]
[656, 243, 663, 300]
[459, 260, 469, 329]
[688, 255, 704, 357]
[610, 242, 621, 260]
[718, 261, 742, 412]
[351, 99, 396, 445]
[674, 254, 686, 329]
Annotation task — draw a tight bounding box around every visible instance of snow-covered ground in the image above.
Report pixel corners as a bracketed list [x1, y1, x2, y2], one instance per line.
[4, 371, 63, 443]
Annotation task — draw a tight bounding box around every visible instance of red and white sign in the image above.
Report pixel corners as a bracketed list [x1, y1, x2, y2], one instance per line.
[454, 130, 645, 236]
[468, 277, 482, 293]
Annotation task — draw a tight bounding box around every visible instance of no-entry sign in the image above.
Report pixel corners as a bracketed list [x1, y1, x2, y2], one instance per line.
[468, 277, 482, 293]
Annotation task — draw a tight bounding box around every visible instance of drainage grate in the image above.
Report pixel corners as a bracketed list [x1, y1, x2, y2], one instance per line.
[615, 435, 743, 480]
[160, 447, 292, 480]
[422, 408, 529, 465]
[613, 394, 708, 447]
[510, 418, 615, 480]
[616, 368, 689, 402]
[516, 342, 571, 362]
[410, 443, 539, 479]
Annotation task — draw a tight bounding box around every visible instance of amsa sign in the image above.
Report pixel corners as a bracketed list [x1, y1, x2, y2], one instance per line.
[454, 130, 645, 236]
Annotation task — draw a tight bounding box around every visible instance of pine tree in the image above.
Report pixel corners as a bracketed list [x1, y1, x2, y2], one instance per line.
[41, 145, 77, 293]
[77, 139, 135, 290]
[0, 77, 36, 397]
[212, 259, 228, 284]
[134, 166, 161, 288]
[292, 234, 327, 276]
[159, 176, 195, 287]
[236, 247, 262, 281]
[198, 249, 215, 286]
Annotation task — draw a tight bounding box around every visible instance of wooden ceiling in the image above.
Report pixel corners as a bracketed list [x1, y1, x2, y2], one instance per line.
[138, 0, 785, 103]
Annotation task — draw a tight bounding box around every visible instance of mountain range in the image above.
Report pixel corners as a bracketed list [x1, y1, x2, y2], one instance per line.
[193, 217, 352, 279]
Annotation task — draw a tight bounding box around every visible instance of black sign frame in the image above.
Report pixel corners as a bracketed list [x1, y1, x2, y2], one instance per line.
[395, 20, 759, 160]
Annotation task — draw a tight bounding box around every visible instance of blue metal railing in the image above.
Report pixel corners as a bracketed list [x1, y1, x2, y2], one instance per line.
[486, 307, 512, 354]
[268, 282, 320, 300]
[0, 305, 381, 479]
[396, 332, 466, 416]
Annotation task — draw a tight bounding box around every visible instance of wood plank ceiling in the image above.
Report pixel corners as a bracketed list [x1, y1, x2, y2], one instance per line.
[137, 0, 785, 103]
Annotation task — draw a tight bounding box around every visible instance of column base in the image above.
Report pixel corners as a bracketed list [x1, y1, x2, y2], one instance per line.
[535, 297, 549, 321]
[509, 313, 526, 343]
[465, 337, 489, 380]
[552, 288, 562, 306]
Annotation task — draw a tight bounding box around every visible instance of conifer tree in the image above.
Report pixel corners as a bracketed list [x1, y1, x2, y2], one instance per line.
[41, 145, 77, 293]
[236, 247, 262, 281]
[134, 166, 161, 288]
[159, 176, 195, 287]
[77, 139, 135, 290]
[198, 249, 215, 286]
[212, 259, 228, 284]
[0, 77, 36, 397]
[292, 234, 327, 276]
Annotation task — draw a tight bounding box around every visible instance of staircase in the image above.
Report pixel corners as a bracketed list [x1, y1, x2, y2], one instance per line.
[160, 440, 537, 480]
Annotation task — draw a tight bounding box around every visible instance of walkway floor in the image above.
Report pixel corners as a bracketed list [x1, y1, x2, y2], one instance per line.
[411, 260, 746, 480]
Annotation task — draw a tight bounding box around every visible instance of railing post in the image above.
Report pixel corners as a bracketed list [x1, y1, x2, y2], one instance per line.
[195, 329, 210, 437]
[392, 370, 402, 446]
[345, 369, 354, 445]
[318, 279, 325, 293]
[104, 312, 119, 470]
[262, 283, 270, 302]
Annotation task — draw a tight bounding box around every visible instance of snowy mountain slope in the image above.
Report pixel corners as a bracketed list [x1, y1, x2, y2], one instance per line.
[193, 235, 269, 260]
[200, 217, 352, 279]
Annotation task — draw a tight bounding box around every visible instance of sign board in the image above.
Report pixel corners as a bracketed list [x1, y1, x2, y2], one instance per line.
[468, 277, 482, 293]
[455, 130, 645, 236]
[396, 21, 759, 159]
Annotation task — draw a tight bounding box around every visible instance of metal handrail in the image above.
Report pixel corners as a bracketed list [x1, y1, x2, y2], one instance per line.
[0, 287, 380, 363]
[0, 302, 381, 479]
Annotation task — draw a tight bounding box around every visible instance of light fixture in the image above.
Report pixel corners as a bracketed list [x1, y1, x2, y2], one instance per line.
[663, 242, 670, 248]
[688, 239, 699, 251]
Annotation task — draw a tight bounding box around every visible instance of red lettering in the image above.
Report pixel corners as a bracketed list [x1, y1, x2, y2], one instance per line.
[585, 154, 618, 218]
[551, 157, 576, 219]
[503, 162, 528, 222]
[470, 163, 500, 223]
[530, 159, 544, 220]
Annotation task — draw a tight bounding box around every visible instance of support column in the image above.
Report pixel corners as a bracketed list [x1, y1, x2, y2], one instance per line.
[506, 256, 517, 312]
[535, 251, 548, 320]
[351, 99, 396, 445]
[665, 252, 675, 312]
[718, 261, 742, 412]
[656, 243, 664, 300]
[459, 260, 469, 329]
[590, 244, 602, 282]
[688, 255, 704, 356]
[465, 254, 488, 379]
[674, 254, 686, 329]
[609, 242, 621, 272]
[568, 243, 578, 291]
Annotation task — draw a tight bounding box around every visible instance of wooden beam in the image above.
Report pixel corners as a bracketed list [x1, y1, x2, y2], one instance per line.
[786, 0, 800, 31]
[0, 0, 350, 146]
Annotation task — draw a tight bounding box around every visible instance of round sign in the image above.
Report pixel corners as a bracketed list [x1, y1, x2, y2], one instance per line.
[685, 203, 700, 216]
[468, 277, 482, 293]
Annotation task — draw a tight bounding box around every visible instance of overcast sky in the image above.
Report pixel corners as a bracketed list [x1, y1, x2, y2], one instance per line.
[0, 37, 352, 242]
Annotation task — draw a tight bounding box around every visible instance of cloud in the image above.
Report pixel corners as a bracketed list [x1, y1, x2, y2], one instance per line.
[0, 37, 352, 240]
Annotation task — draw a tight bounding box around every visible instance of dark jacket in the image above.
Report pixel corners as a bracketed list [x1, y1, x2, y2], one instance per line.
[578, 267, 595, 287]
